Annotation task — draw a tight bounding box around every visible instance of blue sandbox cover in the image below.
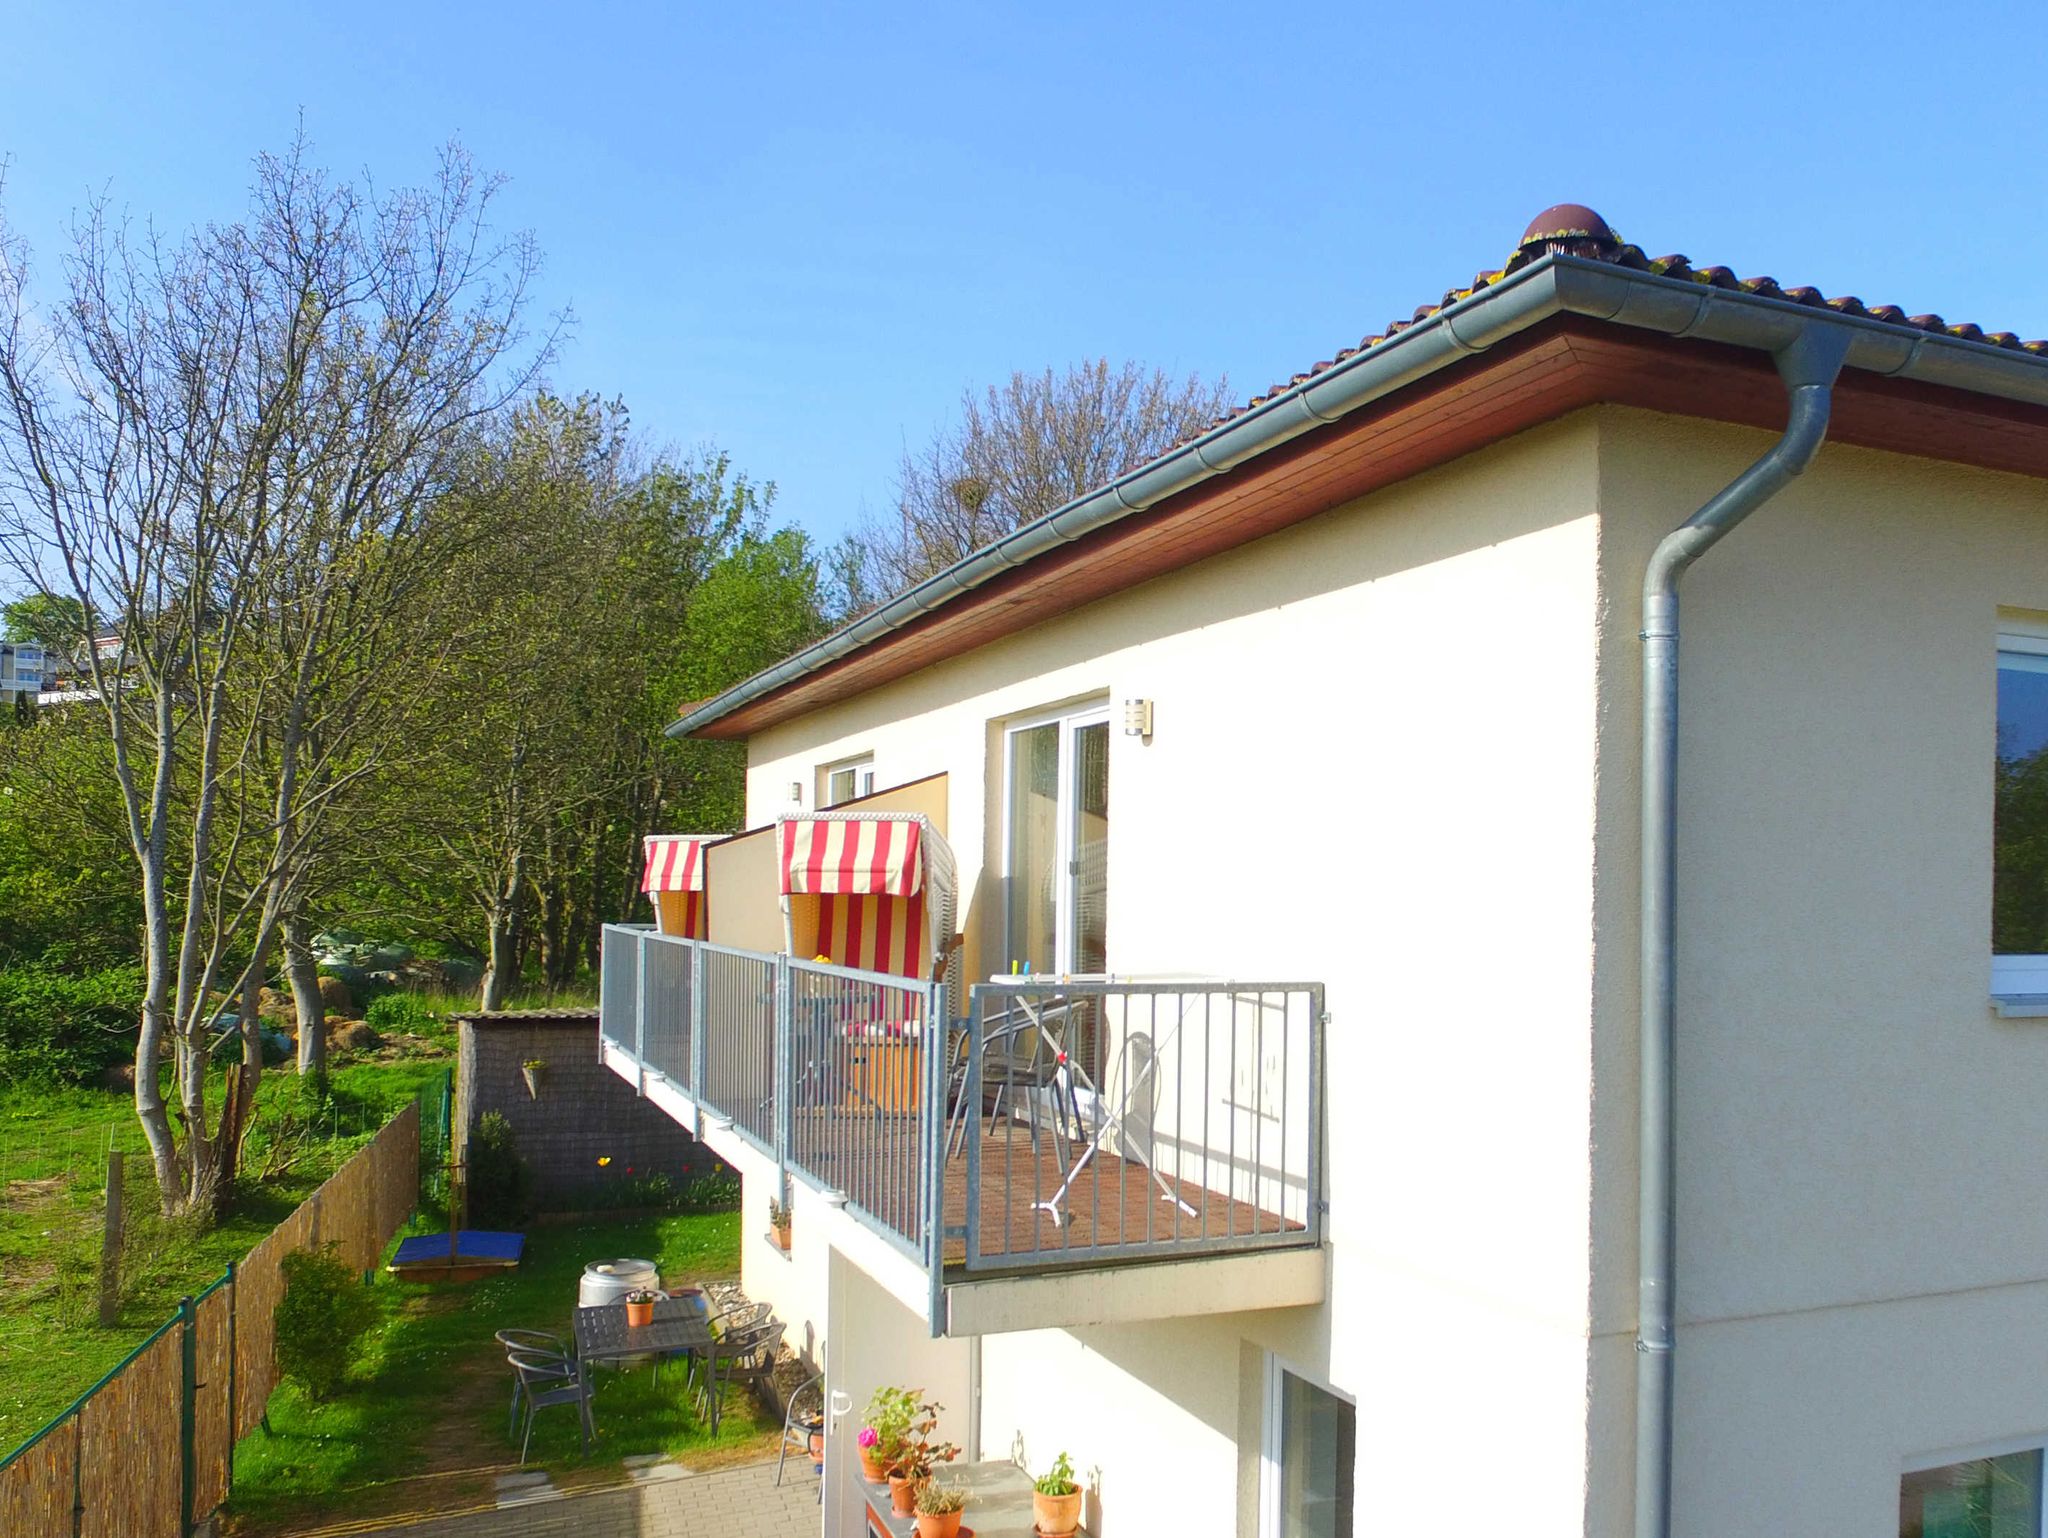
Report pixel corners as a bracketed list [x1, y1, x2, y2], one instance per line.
[390, 1230, 525, 1267]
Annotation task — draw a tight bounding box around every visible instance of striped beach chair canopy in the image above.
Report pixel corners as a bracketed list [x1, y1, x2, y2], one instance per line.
[641, 834, 717, 938]
[776, 812, 958, 986]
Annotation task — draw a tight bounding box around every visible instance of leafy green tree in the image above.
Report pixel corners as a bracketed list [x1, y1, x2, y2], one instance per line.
[1, 592, 86, 650]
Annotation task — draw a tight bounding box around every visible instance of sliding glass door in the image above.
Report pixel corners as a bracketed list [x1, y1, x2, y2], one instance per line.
[1003, 705, 1111, 975]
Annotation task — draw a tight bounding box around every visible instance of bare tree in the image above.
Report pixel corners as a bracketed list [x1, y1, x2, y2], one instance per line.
[0, 139, 546, 1214]
[839, 359, 1232, 608]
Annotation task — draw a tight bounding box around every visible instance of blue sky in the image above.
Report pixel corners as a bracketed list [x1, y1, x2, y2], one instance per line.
[5, 2, 2046, 547]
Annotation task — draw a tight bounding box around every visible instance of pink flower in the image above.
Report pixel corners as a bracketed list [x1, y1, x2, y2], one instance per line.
[858, 1427, 879, 1449]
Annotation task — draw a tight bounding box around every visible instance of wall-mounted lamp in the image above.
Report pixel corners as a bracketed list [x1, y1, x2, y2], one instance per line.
[789, 781, 804, 804]
[1124, 698, 1154, 740]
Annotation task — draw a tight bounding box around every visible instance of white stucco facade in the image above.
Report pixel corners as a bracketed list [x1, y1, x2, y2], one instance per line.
[664, 400, 2048, 1535]
[740, 415, 1608, 1534]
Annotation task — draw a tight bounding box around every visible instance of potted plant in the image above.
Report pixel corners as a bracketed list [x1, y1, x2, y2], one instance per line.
[1033, 1450, 1082, 1537]
[914, 1481, 969, 1538]
[861, 1386, 915, 1483]
[521, 1057, 546, 1098]
[769, 1198, 792, 1250]
[856, 1424, 888, 1482]
[623, 1287, 657, 1329]
[889, 1396, 960, 1517]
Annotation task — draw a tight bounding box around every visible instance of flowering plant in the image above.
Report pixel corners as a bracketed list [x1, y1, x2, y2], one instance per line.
[858, 1426, 879, 1450]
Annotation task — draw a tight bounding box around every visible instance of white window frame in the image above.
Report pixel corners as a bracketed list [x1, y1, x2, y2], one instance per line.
[1902, 1435, 2048, 1537]
[1995, 626, 2048, 999]
[1260, 1352, 1356, 1538]
[820, 754, 875, 808]
[1000, 699, 1110, 976]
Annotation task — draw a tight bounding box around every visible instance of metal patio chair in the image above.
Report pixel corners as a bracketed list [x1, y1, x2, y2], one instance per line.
[504, 1347, 594, 1463]
[945, 997, 1083, 1162]
[679, 1298, 771, 1396]
[494, 1328, 572, 1437]
[696, 1318, 785, 1435]
[776, 1370, 825, 1495]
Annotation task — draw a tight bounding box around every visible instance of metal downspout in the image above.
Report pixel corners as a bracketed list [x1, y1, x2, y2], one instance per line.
[1635, 324, 1850, 1538]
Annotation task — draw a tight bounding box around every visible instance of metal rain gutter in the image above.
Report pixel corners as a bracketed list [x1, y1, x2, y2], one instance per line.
[669, 253, 2048, 739]
[1632, 323, 1848, 1538]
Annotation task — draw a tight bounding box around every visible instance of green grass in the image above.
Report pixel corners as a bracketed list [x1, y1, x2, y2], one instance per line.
[0, 1055, 450, 1452]
[224, 1211, 764, 1534]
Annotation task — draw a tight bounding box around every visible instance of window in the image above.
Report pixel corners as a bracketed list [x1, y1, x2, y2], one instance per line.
[1261, 1360, 1354, 1538]
[1902, 1448, 2044, 1537]
[822, 756, 875, 808]
[1002, 704, 1110, 974]
[1996, 629, 2048, 996]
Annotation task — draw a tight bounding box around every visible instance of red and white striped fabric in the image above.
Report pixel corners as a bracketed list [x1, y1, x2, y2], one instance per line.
[778, 817, 923, 897]
[641, 835, 710, 894]
[813, 890, 927, 980]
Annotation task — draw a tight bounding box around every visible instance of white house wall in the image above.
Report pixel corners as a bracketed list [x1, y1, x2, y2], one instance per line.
[744, 415, 1607, 1534]
[1592, 406, 2048, 1535]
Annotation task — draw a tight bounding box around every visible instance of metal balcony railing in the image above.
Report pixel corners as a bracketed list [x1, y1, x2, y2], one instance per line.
[598, 925, 1324, 1287]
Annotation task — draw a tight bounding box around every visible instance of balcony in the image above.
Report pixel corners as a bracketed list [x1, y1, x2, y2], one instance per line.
[598, 924, 1327, 1335]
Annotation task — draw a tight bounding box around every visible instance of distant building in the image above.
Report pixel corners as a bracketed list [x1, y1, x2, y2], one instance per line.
[0, 642, 46, 702]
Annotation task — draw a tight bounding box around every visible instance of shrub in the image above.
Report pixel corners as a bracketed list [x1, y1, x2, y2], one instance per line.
[676, 1168, 741, 1213]
[467, 1111, 529, 1227]
[0, 962, 142, 1085]
[275, 1244, 377, 1400]
[364, 994, 431, 1033]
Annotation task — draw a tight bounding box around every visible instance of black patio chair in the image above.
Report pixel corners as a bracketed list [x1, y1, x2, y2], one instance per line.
[504, 1347, 594, 1463]
[696, 1318, 785, 1435]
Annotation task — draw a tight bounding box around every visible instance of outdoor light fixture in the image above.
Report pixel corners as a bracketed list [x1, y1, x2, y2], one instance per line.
[1124, 698, 1154, 739]
[789, 781, 803, 803]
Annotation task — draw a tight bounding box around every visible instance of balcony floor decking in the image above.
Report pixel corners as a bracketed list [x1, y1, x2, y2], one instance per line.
[786, 1110, 1304, 1270]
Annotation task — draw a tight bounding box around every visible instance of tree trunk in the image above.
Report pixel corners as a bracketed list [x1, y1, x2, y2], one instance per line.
[537, 844, 568, 991]
[480, 853, 524, 1011]
[211, 945, 270, 1215]
[286, 913, 326, 1077]
[133, 860, 184, 1210]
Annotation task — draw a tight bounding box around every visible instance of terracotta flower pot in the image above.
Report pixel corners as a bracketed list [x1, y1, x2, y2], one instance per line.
[624, 1297, 654, 1329]
[1034, 1488, 1082, 1537]
[889, 1472, 919, 1516]
[771, 1225, 791, 1251]
[808, 1431, 826, 1462]
[858, 1446, 889, 1483]
[914, 1512, 963, 1538]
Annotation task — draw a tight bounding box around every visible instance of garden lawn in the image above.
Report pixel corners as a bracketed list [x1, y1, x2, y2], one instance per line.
[223, 1209, 770, 1535]
[0, 1056, 448, 1451]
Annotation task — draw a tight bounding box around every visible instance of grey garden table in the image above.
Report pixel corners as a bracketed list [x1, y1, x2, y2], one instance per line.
[573, 1295, 714, 1371]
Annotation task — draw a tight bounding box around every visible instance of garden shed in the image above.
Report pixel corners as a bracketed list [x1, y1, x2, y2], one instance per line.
[452, 1008, 720, 1213]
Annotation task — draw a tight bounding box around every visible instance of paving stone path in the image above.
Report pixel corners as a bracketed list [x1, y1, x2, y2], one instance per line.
[345, 1458, 820, 1538]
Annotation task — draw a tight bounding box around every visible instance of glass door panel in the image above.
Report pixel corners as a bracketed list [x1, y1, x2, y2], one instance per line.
[1003, 708, 1110, 977]
[1005, 722, 1060, 974]
[1272, 1369, 1355, 1538]
[1071, 720, 1110, 976]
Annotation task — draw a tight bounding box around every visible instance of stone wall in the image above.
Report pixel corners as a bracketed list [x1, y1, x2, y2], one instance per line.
[454, 1010, 720, 1213]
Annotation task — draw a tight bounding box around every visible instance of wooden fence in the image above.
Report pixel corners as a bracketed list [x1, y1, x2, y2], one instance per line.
[0, 1091, 431, 1538]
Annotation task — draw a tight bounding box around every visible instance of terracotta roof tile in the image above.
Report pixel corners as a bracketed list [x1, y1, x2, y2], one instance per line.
[1197, 213, 2048, 441]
